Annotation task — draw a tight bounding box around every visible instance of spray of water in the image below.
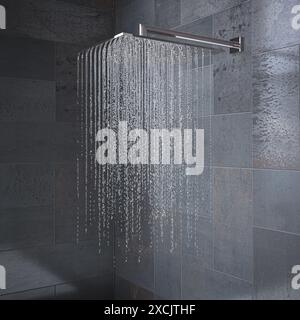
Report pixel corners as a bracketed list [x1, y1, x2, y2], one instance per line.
[77, 34, 213, 261]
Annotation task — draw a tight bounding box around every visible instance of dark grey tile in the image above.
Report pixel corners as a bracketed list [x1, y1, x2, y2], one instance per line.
[0, 242, 111, 295]
[115, 238, 154, 292]
[55, 275, 113, 300]
[0, 78, 55, 122]
[55, 163, 77, 208]
[116, 0, 155, 34]
[56, 0, 114, 10]
[155, 0, 180, 29]
[0, 35, 55, 80]
[0, 286, 55, 300]
[55, 206, 98, 244]
[213, 167, 253, 282]
[115, 276, 154, 300]
[0, 164, 54, 208]
[174, 16, 212, 36]
[181, 0, 247, 25]
[182, 214, 213, 268]
[213, 2, 252, 114]
[3, 0, 113, 45]
[254, 228, 300, 300]
[254, 170, 300, 235]
[56, 42, 83, 122]
[0, 122, 79, 163]
[212, 113, 252, 168]
[154, 250, 181, 299]
[0, 206, 53, 250]
[214, 167, 252, 227]
[252, 0, 300, 53]
[182, 254, 253, 300]
[214, 222, 253, 282]
[253, 46, 300, 170]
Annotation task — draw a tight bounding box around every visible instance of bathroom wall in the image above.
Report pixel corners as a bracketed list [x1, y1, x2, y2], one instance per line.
[0, 0, 114, 299]
[115, 0, 300, 300]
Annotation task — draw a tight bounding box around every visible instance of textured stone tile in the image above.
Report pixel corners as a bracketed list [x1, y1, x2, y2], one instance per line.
[0, 206, 53, 250]
[3, 0, 113, 45]
[115, 0, 155, 34]
[213, 168, 253, 282]
[154, 250, 181, 299]
[0, 35, 55, 80]
[213, 2, 252, 114]
[0, 242, 111, 295]
[254, 170, 300, 235]
[0, 286, 55, 300]
[212, 113, 252, 168]
[182, 254, 253, 300]
[253, 46, 300, 170]
[0, 78, 55, 122]
[0, 122, 79, 163]
[115, 276, 154, 300]
[252, 0, 300, 53]
[55, 275, 113, 300]
[254, 228, 300, 300]
[155, 0, 180, 29]
[0, 164, 54, 208]
[181, 0, 247, 25]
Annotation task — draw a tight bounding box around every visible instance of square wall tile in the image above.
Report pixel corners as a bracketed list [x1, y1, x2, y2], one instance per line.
[252, 0, 300, 53]
[254, 228, 300, 300]
[212, 113, 252, 168]
[182, 254, 253, 300]
[254, 170, 300, 235]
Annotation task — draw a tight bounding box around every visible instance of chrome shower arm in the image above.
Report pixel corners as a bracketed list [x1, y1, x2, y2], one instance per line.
[138, 24, 244, 53]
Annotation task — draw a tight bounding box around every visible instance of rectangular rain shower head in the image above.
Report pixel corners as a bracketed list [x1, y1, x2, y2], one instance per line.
[138, 24, 244, 54]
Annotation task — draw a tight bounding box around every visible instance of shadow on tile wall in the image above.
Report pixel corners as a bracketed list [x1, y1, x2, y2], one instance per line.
[0, 0, 114, 300]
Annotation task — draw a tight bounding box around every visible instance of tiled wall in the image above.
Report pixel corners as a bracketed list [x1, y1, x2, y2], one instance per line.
[115, 0, 300, 300]
[0, 0, 114, 299]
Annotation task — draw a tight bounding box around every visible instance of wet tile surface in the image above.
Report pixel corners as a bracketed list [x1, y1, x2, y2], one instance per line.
[253, 46, 300, 170]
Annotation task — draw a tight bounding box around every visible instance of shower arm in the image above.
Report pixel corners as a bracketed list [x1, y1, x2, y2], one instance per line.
[138, 24, 244, 53]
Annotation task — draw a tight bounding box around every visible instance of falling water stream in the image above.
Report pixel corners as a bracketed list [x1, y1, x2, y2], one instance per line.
[77, 34, 213, 261]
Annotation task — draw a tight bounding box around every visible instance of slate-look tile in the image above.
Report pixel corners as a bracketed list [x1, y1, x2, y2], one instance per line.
[0, 78, 55, 122]
[252, 0, 300, 53]
[0, 164, 54, 208]
[181, 0, 248, 25]
[212, 113, 252, 168]
[253, 46, 300, 170]
[155, 0, 180, 29]
[213, 2, 252, 114]
[254, 170, 300, 235]
[254, 228, 300, 300]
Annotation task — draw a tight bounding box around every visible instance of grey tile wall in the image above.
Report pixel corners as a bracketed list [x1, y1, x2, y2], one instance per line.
[114, 0, 300, 300]
[0, 0, 114, 299]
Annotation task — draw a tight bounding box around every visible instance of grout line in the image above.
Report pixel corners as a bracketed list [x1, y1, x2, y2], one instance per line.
[254, 226, 300, 238]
